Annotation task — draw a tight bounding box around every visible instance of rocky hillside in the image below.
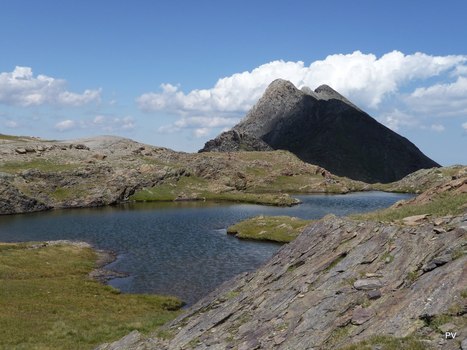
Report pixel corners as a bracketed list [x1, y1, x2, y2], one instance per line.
[98, 174, 466, 350]
[200, 79, 439, 184]
[0, 135, 366, 215]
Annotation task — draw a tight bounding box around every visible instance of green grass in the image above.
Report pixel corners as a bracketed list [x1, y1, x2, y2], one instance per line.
[227, 215, 313, 243]
[0, 242, 182, 350]
[374, 166, 466, 193]
[249, 174, 322, 193]
[351, 192, 467, 222]
[323, 253, 347, 273]
[325, 324, 354, 348]
[130, 176, 208, 201]
[0, 159, 79, 174]
[0, 134, 24, 141]
[131, 176, 300, 206]
[406, 271, 419, 284]
[338, 335, 430, 350]
[50, 187, 87, 201]
[202, 192, 299, 206]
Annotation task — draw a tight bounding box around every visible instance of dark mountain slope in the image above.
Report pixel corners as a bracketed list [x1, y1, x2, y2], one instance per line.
[200, 79, 439, 183]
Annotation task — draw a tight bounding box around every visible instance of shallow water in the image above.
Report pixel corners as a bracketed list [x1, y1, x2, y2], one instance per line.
[0, 191, 412, 304]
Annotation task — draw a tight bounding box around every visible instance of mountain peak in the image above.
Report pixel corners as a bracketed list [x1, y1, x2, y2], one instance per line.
[262, 79, 300, 98]
[314, 84, 360, 109]
[201, 79, 439, 183]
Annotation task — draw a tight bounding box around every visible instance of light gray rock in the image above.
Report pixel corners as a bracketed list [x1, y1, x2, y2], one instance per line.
[353, 279, 383, 290]
[15, 148, 27, 154]
[351, 306, 374, 325]
[95, 330, 143, 350]
[461, 337, 467, 350]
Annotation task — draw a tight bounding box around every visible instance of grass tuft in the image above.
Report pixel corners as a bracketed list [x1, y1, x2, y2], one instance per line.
[227, 215, 312, 243]
[0, 159, 79, 174]
[351, 193, 467, 222]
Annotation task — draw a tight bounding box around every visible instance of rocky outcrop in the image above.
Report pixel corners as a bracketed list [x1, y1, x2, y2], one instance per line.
[98, 212, 466, 350]
[201, 130, 272, 152]
[0, 136, 184, 214]
[200, 79, 440, 183]
[0, 135, 366, 215]
[0, 175, 50, 214]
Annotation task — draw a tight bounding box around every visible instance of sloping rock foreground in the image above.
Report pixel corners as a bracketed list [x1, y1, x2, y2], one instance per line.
[201, 79, 439, 183]
[98, 214, 466, 349]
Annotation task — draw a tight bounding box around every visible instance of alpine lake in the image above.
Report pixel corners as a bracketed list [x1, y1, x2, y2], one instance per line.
[0, 191, 412, 305]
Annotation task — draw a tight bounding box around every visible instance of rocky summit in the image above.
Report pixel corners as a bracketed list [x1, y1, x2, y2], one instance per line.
[200, 79, 440, 183]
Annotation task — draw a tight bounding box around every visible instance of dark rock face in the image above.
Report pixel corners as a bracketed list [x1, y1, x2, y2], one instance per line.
[201, 130, 272, 152]
[200, 79, 440, 183]
[0, 177, 50, 214]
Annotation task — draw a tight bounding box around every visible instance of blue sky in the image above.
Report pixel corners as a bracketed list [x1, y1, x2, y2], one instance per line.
[1, 0, 466, 165]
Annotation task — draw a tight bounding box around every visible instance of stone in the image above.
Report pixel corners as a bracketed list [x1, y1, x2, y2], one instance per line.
[73, 144, 89, 150]
[433, 218, 444, 226]
[353, 279, 383, 290]
[15, 148, 27, 154]
[351, 306, 374, 325]
[461, 338, 467, 350]
[367, 290, 382, 300]
[433, 227, 446, 234]
[92, 154, 107, 160]
[95, 330, 142, 350]
[402, 214, 429, 226]
[423, 254, 452, 272]
[138, 164, 154, 174]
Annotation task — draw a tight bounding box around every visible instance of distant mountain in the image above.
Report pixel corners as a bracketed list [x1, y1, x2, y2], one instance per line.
[200, 79, 440, 183]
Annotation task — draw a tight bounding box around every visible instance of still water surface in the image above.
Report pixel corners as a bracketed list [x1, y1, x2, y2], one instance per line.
[0, 191, 411, 304]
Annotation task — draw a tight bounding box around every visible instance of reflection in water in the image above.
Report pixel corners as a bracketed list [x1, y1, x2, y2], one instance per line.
[0, 192, 412, 305]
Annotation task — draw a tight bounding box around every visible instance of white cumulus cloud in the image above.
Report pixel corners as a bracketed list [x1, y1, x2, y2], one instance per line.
[462, 122, 467, 131]
[5, 120, 18, 128]
[55, 119, 76, 131]
[194, 128, 210, 138]
[0, 66, 101, 107]
[406, 76, 467, 117]
[138, 51, 466, 116]
[430, 124, 445, 132]
[140, 51, 467, 136]
[379, 109, 419, 131]
[158, 116, 238, 137]
[54, 115, 135, 133]
[91, 115, 135, 131]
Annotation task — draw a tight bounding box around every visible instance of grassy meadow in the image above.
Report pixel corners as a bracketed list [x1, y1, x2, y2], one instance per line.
[0, 242, 182, 350]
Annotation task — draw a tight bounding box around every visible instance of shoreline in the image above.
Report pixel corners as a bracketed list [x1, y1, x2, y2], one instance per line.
[0, 187, 404, 217]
